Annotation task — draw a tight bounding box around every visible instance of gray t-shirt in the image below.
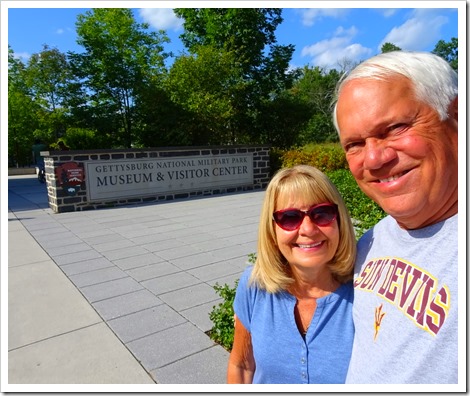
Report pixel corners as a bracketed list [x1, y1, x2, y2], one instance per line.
[346, 214, 458, 384]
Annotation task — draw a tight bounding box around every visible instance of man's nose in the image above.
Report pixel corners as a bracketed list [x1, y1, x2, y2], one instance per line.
[363, 139, 397, 170]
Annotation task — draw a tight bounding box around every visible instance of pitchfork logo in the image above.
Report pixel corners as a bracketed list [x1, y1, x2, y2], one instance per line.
[374, 304, 386, 341]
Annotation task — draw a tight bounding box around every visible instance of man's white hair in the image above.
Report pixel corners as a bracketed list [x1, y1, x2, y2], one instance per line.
[332, 51, 458, 134]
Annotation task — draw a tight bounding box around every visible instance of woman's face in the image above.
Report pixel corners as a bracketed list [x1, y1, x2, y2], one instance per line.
[274, 194, 340, 275]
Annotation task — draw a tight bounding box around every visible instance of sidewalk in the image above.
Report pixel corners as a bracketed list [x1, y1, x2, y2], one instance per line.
[6, 175, 264, 388]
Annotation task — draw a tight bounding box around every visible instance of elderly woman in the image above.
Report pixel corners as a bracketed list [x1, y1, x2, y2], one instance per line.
[227, 165, 357, 384]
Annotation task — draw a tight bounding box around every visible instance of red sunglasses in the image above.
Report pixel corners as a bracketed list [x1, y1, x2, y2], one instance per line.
[273, 203, 338, 231]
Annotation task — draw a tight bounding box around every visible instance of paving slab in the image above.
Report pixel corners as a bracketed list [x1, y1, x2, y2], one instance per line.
[188, 259, 246, 282]
[170, 251, 221, 270]
[92, 289, 164, 321]
[8, 260, 99, 348]
[180, 300, 223, 332]
[68, 266, 129, 288]
[8, 227, 51, 267]
[59, 257, 115, 276]
[152, 346, 230, 384]
[8, 323, 154, 384]
[125, 261, 181, 282]
[46, 242, 94, 257]
[158, 282, 219, 311]
[107, 305, 187, 343]
[126, 322, 216, 373]
[141, 272, 201, 296]
[79, 276, 144, 303]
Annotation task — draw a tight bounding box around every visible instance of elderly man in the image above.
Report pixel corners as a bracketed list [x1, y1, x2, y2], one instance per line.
[333, 51, 458, 384]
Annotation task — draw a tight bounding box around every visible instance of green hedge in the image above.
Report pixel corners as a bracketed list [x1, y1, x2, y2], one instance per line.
[326, 169, 386, 237]
[280, 143, 348, 172]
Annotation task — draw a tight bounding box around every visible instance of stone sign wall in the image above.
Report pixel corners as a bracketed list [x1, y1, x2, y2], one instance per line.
[43, 146, 270, 213]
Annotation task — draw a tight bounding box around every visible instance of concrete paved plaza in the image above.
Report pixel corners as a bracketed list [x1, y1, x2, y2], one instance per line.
[6, 174, 264, 388]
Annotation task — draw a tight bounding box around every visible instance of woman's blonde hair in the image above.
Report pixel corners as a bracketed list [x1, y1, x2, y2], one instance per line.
[250, 165, 356, 293]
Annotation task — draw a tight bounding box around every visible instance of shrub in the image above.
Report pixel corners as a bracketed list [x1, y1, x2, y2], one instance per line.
[63, 127, 107, 150]
[208, 255, 256, 351]
[326, 169, 386, 238]
[281, 143, 348, 172]
[269, 148, 284, 177]
[208, 280, 239, 351]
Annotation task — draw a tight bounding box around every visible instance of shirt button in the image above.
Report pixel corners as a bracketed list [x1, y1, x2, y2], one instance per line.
[301, 358, 306, 364]
[302, 372, 307, 379]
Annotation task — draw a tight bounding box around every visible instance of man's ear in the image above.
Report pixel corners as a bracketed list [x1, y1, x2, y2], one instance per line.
[448, 96, 458, 122]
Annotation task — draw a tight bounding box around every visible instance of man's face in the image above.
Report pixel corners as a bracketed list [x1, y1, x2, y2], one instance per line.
[336, 76, 458, 229]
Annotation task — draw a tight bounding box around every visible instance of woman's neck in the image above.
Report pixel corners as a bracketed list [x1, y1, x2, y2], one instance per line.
[287, 267, 340, 299]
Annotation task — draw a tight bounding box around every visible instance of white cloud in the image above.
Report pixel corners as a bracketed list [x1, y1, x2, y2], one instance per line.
[299, 8, 349, 27]
[138, 8, 183, 32]
[13, 52, 30, 62]
[379, 9, 398, 18]
[333, 25, 358, 37]
[379, 9, 449, 51]
[301, 25, 371, 70]
[55, 27, 72, 35]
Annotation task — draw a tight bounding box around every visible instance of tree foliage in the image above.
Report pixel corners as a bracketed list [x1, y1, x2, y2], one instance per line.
[165, 46, 244, 145]
[7, 9, 459, 166]
[432, 37, 458, 71]
[381, 42, 402, 53]
[70, 8, 170, 147]
[8, 46, 41, 166]
[173, 8, 296, 144]
[291, 66, 341, 144]
[26, 45, 70, 112]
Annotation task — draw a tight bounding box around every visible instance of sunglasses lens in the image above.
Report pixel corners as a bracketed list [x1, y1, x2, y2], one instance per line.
[273, 210, 304, 230]
[273, 204, 338, 230]
[309, 205, 337, 226]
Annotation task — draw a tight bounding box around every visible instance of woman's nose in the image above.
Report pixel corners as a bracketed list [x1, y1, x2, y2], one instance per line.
[298, 215, 320, 235]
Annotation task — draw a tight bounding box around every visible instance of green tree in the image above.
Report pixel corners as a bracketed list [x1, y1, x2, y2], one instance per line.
[24, 45, 71, 142]
[381, 42, 402, 53]
[291, 66, 341, 144]
[165, 46, 246, 144]
[256, 90, 312, 149]
[432, 37, 458, 71]
[26, 45, 69, 112]
[70, 8, 170, 148]
[132, 80, 188, 148]
[8, 46, 41, 166]
[173, 8, 296, 144]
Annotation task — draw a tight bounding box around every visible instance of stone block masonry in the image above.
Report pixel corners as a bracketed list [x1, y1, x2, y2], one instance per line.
[43, 146, 271, 213]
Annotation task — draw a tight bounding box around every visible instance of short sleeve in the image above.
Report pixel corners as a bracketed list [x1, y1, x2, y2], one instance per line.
[233, 266, 257, 332]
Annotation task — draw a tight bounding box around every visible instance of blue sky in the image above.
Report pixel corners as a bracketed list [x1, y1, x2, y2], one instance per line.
[6, 2, 461, 71]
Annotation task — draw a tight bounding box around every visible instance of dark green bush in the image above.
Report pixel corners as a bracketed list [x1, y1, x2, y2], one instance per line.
[208, 254, 256, 351]
[280, 143, 348, 172]
[326, 169, 386, 238]
[63, 127, 108, 150]
[269, 148, 284, 177]
[208, 280, 239, 351]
